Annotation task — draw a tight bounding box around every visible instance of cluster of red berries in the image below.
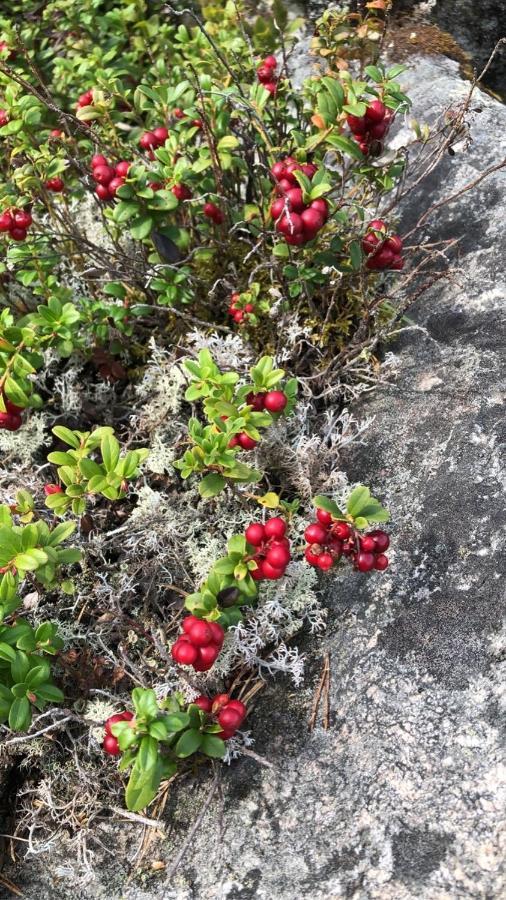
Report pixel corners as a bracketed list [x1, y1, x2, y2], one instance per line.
[172, 109, 203, 129]
[171, 617, 225, 672]
[0, 207, 33, 242]
[227, 390, 288, 451]
[139, 126, 169, 155]
[90, 155, 131, 201]
[347, 100, 394, 155]
[227, 291, 254, 326]
[270, 157, 328, 245]
[304, 509, 390, 572]
[257, 55, 278, 95]
[77, 89, 94, 109]
[102, 710, 134, 756]
[245, 517, 291, 581]
[203, 202, 224, 225]
[362, 219, 404, 271]
[0, 390, 23, 431]
[195, 693, 247, 741]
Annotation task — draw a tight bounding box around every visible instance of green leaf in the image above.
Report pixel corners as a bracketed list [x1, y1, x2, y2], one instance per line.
[174, 728, 202, 758]
[47, 521, 76, 546]
[326, 133, 364, 161]
[0, 642, 16, 662]
[199, 473, 226, 498]
[346, 485, 371, 518]
[8, 696, 30, 731]
[365, 65, 384, 83]
[313, 495, 345, 518]
[34, 683, 64, 702]
[14, 549, 48, 571]
[52, 426, 81, 448]
[101, 434, 120, 472]
[125, 757, 163, 812]
[349, 240, 362, 271]
[130, 215, 154, 241]
[200, 734, 226, 758]
[165, 712, 191, 732]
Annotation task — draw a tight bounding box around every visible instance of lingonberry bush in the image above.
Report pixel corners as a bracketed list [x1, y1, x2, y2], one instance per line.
[0, 0, 482, 868]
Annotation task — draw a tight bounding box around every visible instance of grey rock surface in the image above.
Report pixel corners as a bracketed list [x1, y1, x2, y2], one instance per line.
[7, 56, 506, 900]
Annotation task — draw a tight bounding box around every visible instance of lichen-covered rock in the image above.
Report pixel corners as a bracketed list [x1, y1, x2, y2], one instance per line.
[8, 55, 506, 900]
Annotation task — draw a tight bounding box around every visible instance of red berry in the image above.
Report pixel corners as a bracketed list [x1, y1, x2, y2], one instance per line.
[91, 154, 108, 169]
[301, 207, 324, 235]
[347, 114, 367, 134]
[0, 211, 12, 232]
[317, 552, 333, 571]
[103, 734, 120, 756]
[276, 212, 303, 237]
[263, 55, 277, 69]
[369, 120, 388, 140]
[257, 64, 274, 85]
[46, 177, 64, 192]
[44, 484, 62, 496]
[305, 546, 321, 566]
[115, 160, 131, 177]
[370, 530, 390, 552]
[153, 126, 169, 145]
[195, 696, 213, 712]
[13, 210, 32, 229]
[3, 397, 22, 414]
[259, 559, 285, 580]
[92, 165, 114, 185]
[360, 536, 376, 553]
[285, 188, 305, 212]
[305, 523, 327, 545]
[316, 508, 332, 526]
[218, 707, 243, 731]
[362, 232, 381, 255]
[264, 390, 287, 413]
[271, 161, 286, 181]
[107, 176, 125, 197]
[266, 544, 290, 569]
[374, 554, 389, 570]
[390, 256, 404, 270]
[208, 622, 225, 646]
[78, 90, 93, 107]
[385, 235, 403, 254]
[328, 539, 343, 557]
[211, 693, 230, 712]
[139, 131, 157, 150]
[191, 119, 203, 129]
[0, 412, 21, 430]
[173, 108, 185, 119]
[264, 82, 278, 95]
[301, 163, 318, 179]
[367, 246, 395, 269]
[275, 178, 294, 196]
[270, 198, 285, 220]
[245, 523, 265, 546]
[195, 643, 219, 669]
[0, 110, 9, 128]
[203, 202, 223, 224]
[356, 551, 375, 572]
[246, 391, 266, 411]
[172, 183, 192, 201]
[9, 228, 27, 242]
[182, 615, 200, 634]
[264, 517, 286, 540]
[95, 184, 110, 201]
[332, 522, 351, 540]
[105, 712, 132, 735]
[237, 432, 257, 451]
[250, 565, 264, 581]
[226, 699, 247, 720]
[365, 100, 386, 123]
[171, 640, 198, 665]
[310, 198, 329, 221]
[187, 619, 213, 647]
[149, 182, 164, 191]
[369, 219, 387, 231]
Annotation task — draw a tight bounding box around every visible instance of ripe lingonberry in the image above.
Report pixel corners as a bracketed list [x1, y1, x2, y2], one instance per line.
[263, 517, 286, 540]
[218, 707, 243, 731]
[266, 544, 291, 569]
[195, 696, 213, 712]
[375, 554, 389, 570]
[139, 131, 157, 150]
[305, 523, 328, 545]
[316, 508, 333, 526]
[172, 183, 192, 201]
[203, 202, 224, 224]
[105, 711, 133, 735]
[356, 551, 375, 572]
[152, 126, 169, 144]
[237, 433, 257, 451]
[245, 523, 265, 546]
[360, 536, 376, 553]
[91, 154, 108, 168]
[260, 559, 285, 580]
[46, 177, 64, 192]
[317, 552, 333, 571]
[370, 530, 390, 552]
[333, 522, 351, 540]
[107, 177, 125, 197]
[115, 161, 131, 177]
[103, 734, 120, 756]
[264, 390, 287, 413]
[186, 619, 213, 647]
[171, 641, 198, 665]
